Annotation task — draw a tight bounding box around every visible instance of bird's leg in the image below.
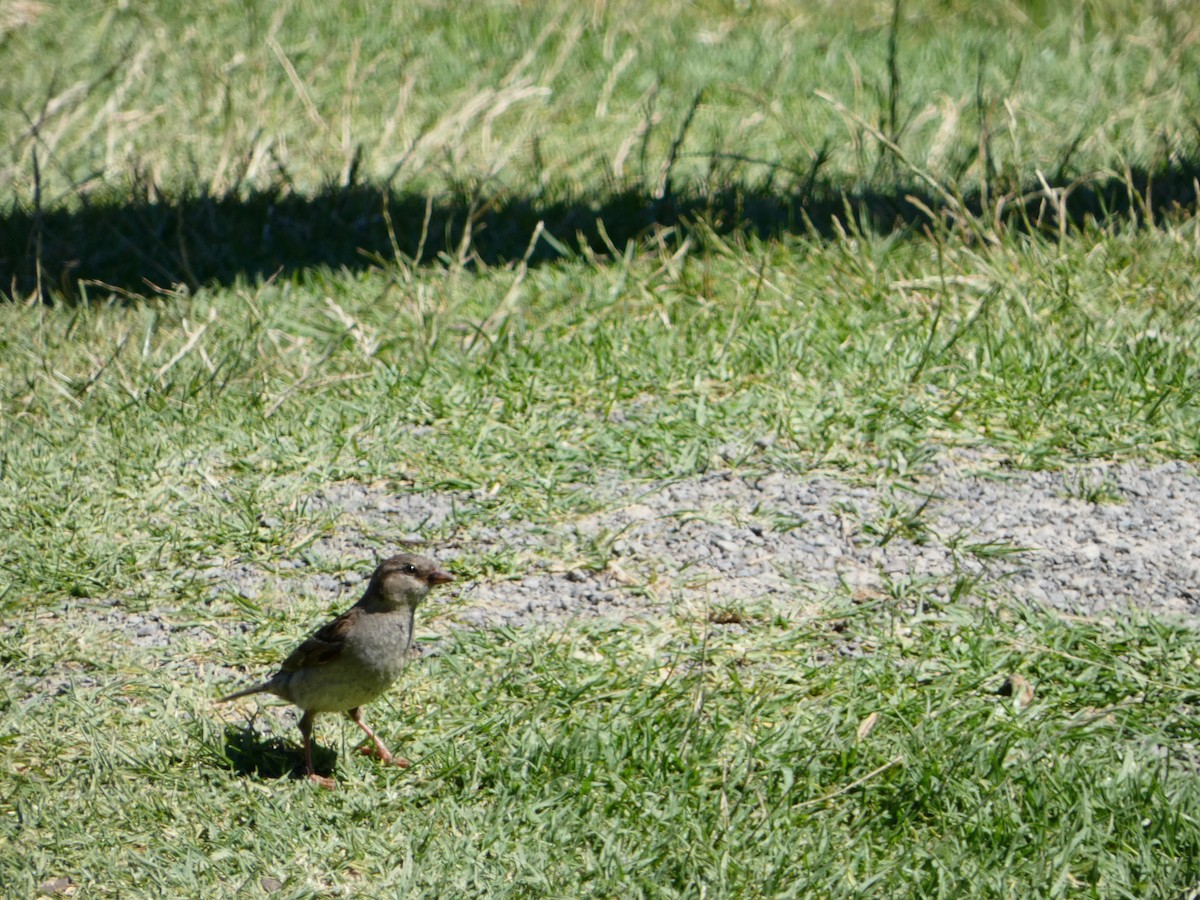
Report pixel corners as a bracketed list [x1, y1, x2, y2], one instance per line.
[298, 710, 336, 789]
[348, 707, 410, 768]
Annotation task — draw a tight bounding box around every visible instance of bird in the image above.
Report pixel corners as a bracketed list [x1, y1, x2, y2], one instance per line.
[218, 553, 453, 788]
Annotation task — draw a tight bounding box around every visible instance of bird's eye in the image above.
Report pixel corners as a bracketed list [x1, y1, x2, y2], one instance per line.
[404, 564, 417, 574]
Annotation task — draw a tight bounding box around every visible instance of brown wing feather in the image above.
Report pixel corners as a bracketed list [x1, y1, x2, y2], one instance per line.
[278, 607, 363, 673]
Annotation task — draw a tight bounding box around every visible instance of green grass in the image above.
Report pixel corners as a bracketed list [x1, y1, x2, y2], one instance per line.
[5, 602, 1200, 896]
[4, 230, 1199, 603]
[4, 0, 1195, 199]
[4, 0, 1200, 895]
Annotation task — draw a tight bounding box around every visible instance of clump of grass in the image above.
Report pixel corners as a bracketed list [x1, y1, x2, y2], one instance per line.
[1060, 470, 1124, 505]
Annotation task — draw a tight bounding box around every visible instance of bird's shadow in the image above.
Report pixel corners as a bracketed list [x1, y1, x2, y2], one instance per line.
[219, 723, 337, 783]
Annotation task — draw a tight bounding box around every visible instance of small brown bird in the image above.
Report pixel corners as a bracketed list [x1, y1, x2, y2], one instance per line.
[219, 553, 453, 788]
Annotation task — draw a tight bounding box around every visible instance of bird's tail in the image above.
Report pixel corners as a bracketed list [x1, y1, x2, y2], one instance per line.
[217, 682, 270, 703]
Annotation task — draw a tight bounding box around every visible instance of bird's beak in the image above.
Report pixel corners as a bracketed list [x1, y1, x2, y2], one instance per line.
[428, 569, 454, 586]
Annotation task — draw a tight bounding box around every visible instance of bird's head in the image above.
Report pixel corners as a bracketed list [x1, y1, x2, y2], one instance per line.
[367, 553, 454, 609]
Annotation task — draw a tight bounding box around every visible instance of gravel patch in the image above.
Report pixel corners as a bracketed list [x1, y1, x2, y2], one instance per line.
[85, 456, 1200, 653]
[430, 456, 1200, 626]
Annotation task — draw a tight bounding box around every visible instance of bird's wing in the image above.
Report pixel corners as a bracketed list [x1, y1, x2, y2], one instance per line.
[277, 607, 362, 673]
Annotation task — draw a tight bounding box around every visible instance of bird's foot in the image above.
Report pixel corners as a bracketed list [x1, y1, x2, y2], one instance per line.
[307, 772, 337, 790]
[356, 743, 410, 768]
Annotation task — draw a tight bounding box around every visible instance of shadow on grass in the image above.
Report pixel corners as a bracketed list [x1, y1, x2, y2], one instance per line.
[4, 153, 1199, 302]
[220, 723, 336, 783]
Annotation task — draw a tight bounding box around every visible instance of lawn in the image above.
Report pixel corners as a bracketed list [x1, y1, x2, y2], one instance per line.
[3, 0, 1200, 896]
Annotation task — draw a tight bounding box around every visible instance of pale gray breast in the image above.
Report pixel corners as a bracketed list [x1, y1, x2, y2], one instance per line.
[284, 608, 415, 712]
[342, 606, 415, 683]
